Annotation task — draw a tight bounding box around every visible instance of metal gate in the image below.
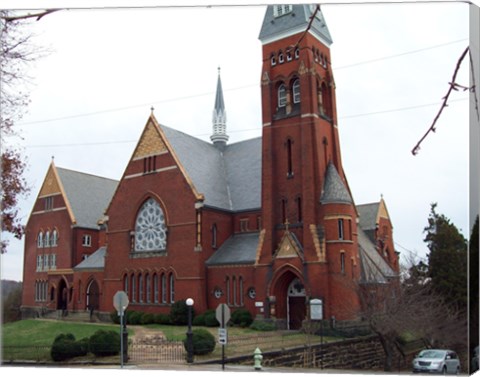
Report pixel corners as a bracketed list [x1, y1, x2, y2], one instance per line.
[129, 340, 186, 364]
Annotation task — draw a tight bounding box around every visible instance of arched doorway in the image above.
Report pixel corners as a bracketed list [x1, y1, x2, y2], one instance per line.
[57, 279, 68, 311]
[86, 280, 100, 311]
[287, 278, 306, 330]
[271, 270, 307, 330]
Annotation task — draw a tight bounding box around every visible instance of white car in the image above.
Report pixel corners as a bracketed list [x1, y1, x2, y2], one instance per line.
[412, 349, 461, 374]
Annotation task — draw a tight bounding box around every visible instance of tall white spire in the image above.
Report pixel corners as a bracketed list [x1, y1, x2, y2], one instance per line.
[211, 67, 228, 150]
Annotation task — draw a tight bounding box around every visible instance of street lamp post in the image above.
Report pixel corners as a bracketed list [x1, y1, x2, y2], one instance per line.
[186, 298, 194, 363]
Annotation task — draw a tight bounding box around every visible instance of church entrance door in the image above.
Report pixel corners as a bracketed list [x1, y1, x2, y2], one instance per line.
[287, 278, 306, 330]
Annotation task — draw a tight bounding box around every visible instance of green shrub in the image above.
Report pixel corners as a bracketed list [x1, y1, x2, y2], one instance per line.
[250, 320, 277, 332]
[170, 300, 195, 325]
[154, 313, 171, 325]
[183, 328, 216, 356]
[50, 333, 88, 361]
[141, 312, 155, 325]
[193, 313, 206, 326]
[89, 329, 120, 357]
[204, 310, 220, 327]
[231, 309, 253, 327]
[193, 310, 219, 327]
[127, 311, 143, 325]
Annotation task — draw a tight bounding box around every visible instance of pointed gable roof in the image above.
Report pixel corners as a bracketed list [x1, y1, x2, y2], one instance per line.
[259, 4, 332, 46]
[56, 168, 118, 228]
[357, 198, 393, 243]
[35, 162, 118, 229]
[160, 122, 261, 211]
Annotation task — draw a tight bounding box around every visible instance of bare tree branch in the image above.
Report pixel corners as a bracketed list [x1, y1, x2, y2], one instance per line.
[1, 9, 60, 22]
[411, 47, 470, 155]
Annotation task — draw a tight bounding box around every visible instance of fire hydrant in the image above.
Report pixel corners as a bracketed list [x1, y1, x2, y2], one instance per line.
[253, 347, 263, 370]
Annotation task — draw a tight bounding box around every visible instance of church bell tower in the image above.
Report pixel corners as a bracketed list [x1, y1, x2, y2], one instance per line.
[256, 5, 361, 324]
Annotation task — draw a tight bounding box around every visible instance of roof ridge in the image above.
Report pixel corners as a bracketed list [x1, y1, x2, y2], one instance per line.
[56, 166, 119, 183]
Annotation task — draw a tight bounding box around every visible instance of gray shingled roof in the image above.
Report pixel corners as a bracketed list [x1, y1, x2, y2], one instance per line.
[357, 229, 397, 284]
[73, 246, 106, 271]
[161, 125, 261, 211]
[320, 162, 353, 204]
[259, 5, 332, 45]
[357, 202, 380, 244]
[57, 168, 118, 229]
[206, 232, 259, 266]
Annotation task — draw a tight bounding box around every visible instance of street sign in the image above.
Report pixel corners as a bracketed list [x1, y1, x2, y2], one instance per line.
[218, 328, 228, 345]
[113, 291, 129, 315]
[215, 303, 231, 328]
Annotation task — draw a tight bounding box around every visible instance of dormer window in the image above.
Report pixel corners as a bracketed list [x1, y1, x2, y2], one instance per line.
[273, 5, 293, 18]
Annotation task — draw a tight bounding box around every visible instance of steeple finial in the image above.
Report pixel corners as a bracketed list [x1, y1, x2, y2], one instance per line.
[211, 67, 228, 150]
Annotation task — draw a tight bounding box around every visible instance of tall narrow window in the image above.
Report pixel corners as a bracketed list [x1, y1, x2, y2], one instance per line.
[161, 273, 167, 303]
[233, 276, 237, 306]
[45, 231, 50, 248]
[239, 277, 244, 306]
[37, 232, 44, 248]
[138, 274, 144, 303]
[52, 229, 58, 247]
[286, 138, 293, 177]
[124, 275, 129, 298]
[226, 277, 231, 305]
[131, 275, 136, 303]
[292, 79, 301, 104]
[211, 224, 217, 248]
[278, 84, 287, 108]
[169, 273, 175, 303]
[154, 274, 159, 303]
[296, 196, 302, 223]
[146, 274, 151, 303]
[338, 219, 344, 240]
[340, 252, 345, 274]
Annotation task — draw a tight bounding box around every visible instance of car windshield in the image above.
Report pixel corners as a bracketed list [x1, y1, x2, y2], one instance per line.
[418, 350, 446, 359]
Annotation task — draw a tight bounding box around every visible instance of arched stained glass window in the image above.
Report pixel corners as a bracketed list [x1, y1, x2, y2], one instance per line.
[135, 198, 167, 252]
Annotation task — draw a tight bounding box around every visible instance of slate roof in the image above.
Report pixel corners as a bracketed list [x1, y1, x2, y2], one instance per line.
[73, 246, 106, 271]
[259, 4, 332, 45]
[320, 162, 353, 204]
[205, 232, 259, 266]
[161, 125, 262, 211]
[357, 229, 397, 284]
[56, 168, 118, 229]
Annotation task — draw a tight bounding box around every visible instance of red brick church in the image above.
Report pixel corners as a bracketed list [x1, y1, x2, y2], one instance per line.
[21, 5, 399, 329]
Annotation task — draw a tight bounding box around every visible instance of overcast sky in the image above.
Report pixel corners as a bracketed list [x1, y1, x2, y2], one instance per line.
[1, 0, 474, 282]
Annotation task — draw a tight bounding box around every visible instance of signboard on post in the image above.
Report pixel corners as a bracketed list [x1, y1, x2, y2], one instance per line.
[113, 291, 129, 368]
[216, 303, 231, 327]
[113, 291, 129, 315]
[216, 303, 231, 370]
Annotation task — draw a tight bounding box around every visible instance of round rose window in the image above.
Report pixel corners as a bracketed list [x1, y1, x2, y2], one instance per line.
[135, 198, 167, 251]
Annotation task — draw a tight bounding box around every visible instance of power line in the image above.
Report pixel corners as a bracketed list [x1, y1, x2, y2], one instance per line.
[17, 38, 467, 127]
[24, 97, 467, 149]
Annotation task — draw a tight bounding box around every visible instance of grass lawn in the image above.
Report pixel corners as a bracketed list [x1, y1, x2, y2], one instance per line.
[1, 319, 126, 362]
[2, 319, 124, 346]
